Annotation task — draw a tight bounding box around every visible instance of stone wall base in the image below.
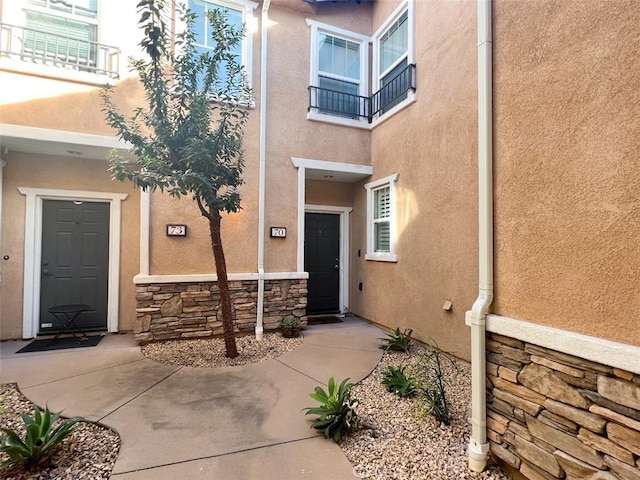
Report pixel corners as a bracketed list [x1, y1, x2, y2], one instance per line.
[487, 333, 640, 480]
[134, 279, 307, 343]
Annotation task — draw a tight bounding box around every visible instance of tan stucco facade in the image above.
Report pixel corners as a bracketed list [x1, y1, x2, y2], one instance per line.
[493, 0, 640, 348]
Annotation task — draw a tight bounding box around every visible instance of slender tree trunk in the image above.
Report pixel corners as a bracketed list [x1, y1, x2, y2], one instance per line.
[208, 208, 238, 358]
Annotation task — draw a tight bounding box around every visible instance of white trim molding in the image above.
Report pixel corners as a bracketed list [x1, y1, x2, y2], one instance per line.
[17, 187, 128, 338]
[133, 271, 309, 284]
[305, 204, 353, 314]
[487, 314, 640, 375]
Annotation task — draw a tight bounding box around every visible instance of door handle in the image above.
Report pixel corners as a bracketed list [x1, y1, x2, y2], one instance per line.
[333, 258, 339, 270]
[43, 269, 50, 276]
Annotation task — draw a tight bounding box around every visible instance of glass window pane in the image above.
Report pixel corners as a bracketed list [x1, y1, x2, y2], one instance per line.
[374, 187, 390, 220]
[25, 11, 96, 62]
[375, 222, 391, 252]
[380, 10, 408, 74]
[191, 0, 207, 45]
[319, 34, 359, 81]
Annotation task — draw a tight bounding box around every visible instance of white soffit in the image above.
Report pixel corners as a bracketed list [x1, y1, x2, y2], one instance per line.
[0, 123, 132, 161]
[291, 157, 373, 183]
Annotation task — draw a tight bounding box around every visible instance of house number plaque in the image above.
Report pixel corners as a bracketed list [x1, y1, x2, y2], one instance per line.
[270, 227, 287, 238]
[166, 224, 187, 236]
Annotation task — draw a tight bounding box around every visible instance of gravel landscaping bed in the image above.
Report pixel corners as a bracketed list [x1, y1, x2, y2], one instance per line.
[340, 344, 511, 480]
[141, 332, 303, 367]
[0, 383, 119, 480]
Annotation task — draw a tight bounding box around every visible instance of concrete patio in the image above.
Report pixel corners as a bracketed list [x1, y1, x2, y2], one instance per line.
[0, 317, 383, 479]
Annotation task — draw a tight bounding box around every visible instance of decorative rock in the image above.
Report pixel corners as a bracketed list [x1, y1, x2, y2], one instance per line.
[490, 397, 516, 419]
[488, 352, 524, 371]
[539, 411, 578, 434]
[490, 441, 521, 469]
[531, 355, 585, 378]
[501, 345, 532, 364]
[508, 421, 534, 442]
[134, 314, 152, 334]
[556, 370, 598, 390]
[604, 454, 640, 480]
[545, 399, 607, 433]
[589, 404, 640, 432]
[581, 390, 640, 422]
[606, 423, 640, 456]
[492, 376, 546, 405]
[526, 414, 606, 468]
[161, 294, 183, 317]
[499, 366, 519, 383]
[553, 450, 601, 479]
[519, 460, 559, 480]
[494, 388, 543, 416]
[492, 333, 525, 349]
[487, 362, 500, 377]
[519, 363, 590, 409]
[613, 369, 635, 382]
[524, 345, 613, 375]
[578, 427, 635, 465]
[488, 416, 508, 435]
[598, 376, 640, 411]
[513, 436, 562, 477]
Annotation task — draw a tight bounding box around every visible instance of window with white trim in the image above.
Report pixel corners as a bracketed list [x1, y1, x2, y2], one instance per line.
[307, 0, 415, 126]
[188, 0, 256, 91]
[306, 20, 369, 126]
[365, 174, 399, 262]
[24, 0, 98, 69]
[373, 1, 414, 115]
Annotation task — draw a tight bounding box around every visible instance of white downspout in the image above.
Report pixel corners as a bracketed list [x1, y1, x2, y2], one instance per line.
[256, 0, 271, 341]
[465, 0, 493, 472]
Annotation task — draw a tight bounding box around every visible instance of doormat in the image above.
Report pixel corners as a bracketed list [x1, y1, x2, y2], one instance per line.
[16, 335, 104, 354]
[307, 316, 344, 325]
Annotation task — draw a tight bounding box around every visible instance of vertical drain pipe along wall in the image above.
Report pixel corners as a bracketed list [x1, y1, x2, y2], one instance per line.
[465, 0, 493, 472]
[256, 0, 272, 341]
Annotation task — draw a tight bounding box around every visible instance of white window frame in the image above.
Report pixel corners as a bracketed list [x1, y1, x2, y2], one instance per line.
[306, 19, 369, 129]
[365, 173, 399, 262]
[371, 0, 416, 124]
[186, 0, 258, 90]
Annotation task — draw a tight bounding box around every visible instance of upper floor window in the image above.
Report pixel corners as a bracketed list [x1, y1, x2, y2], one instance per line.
[365, 174, 399, 262]
[306, 0, 415, 128]
[0, 0, 119, 79]
[189, 0, 256, 92]
[25, 0, 97, 69]
[307, 20, 369, 125]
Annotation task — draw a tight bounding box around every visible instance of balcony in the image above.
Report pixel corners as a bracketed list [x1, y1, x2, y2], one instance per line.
[309, 63, 416, 124]
[0, 23, 120, 79]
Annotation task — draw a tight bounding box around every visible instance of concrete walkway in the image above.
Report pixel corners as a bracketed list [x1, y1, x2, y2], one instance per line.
[0, 317, 383, 479]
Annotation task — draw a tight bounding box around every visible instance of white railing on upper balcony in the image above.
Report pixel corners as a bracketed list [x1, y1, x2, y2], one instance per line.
[0, 23, 119, 79]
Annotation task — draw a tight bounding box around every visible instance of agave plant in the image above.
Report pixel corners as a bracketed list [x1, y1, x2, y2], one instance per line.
[382, 365, 417, 397]
[0, 404, 83, 467]
[303, 377, 358, 443]
[379, 327, 413, 352]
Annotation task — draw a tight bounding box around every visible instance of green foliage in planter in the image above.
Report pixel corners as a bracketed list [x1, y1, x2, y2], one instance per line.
[382, 365, 416, 397]
[303, 377, 358, 443]
[281, 315, 300, 328]
[0, 404, 83, 468]
[379, 327, 413, 352]
[411, 342, 459, 426]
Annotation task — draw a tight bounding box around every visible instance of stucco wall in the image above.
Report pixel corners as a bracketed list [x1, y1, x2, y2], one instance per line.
[493, 0, 640, 347]
[349, 0, 478, 360]
[261, 2, 372, 273]
[0, 153, 139, 339]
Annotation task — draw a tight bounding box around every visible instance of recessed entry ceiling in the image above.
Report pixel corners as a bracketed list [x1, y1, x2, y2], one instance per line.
[305, 167, 371, 183]
[0, 124, 133, 162]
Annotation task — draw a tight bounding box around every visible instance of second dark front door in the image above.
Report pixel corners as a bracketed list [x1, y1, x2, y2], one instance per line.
[304, 212, 340, 315]
[39, 200, 110, 333]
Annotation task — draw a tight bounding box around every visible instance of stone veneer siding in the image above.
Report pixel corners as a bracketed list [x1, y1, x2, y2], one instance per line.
[134, 279, 307, 343]
[487, 333, 640, 480]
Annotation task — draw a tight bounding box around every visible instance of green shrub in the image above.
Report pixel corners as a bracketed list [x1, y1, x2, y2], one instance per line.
[382, 365, 416, 397]
[411, 342, 458, 426]
[281, 315, 300, 328]
[303, 377, 358, 443]
[379, 327, 413, 352]
[0, 404, 83, 467]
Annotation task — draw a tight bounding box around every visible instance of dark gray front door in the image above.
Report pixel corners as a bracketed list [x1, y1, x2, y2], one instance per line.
[39, 200, 110, 333]
[304, 213, 340, 315]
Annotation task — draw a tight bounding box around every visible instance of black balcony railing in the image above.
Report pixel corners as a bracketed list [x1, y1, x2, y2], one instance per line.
[0, 23, 120, 78]
[308, 63, 416, 123]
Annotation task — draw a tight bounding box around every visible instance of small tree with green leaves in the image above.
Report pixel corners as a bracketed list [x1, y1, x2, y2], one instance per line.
[102, 0, 251, 357]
